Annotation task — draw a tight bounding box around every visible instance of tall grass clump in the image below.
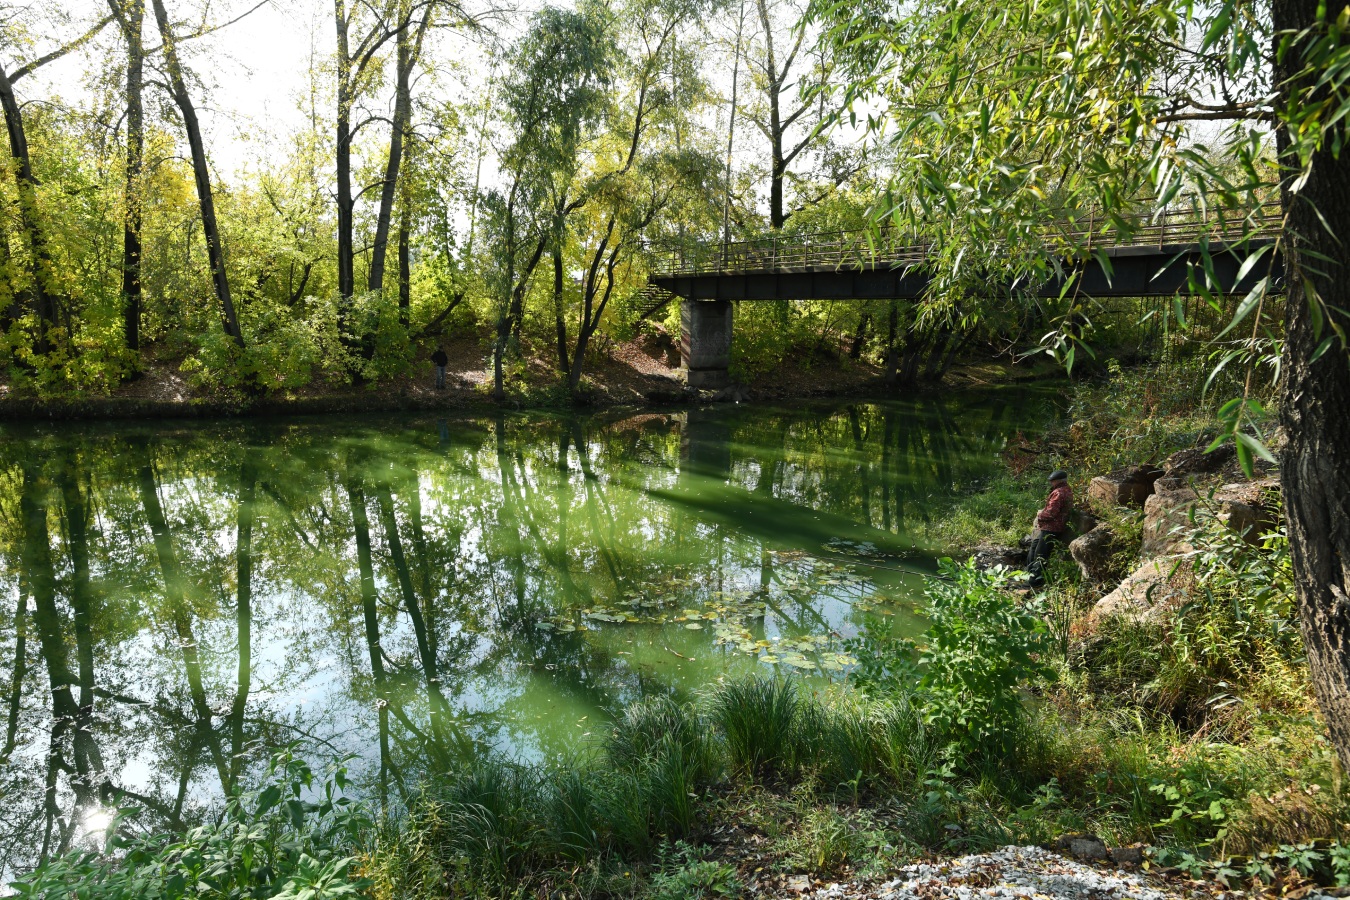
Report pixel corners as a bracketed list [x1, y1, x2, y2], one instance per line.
[713, 676, 804, 780]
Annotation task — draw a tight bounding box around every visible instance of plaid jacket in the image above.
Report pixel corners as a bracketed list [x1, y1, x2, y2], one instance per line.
[1035, 483, 1073, 533]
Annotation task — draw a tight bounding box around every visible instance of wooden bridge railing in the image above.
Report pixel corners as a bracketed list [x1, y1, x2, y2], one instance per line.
[647, 199, 1284, 278]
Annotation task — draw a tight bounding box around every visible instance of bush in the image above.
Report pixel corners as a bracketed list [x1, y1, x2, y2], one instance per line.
[849, 559, 1055, 763]
[13, 751, 371, 900]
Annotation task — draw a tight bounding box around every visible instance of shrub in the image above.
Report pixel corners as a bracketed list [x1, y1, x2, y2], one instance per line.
[849, 559, 1055, 764]
[13, 751, 370, 899]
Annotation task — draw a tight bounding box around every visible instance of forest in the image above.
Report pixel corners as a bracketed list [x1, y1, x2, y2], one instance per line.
[0, 0, 893, 403]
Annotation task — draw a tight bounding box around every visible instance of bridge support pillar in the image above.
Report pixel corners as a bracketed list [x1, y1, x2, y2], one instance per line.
[680, 299, 732, 390]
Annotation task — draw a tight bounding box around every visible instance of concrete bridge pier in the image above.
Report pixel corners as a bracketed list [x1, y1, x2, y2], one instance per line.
[680, 299, 732, 389]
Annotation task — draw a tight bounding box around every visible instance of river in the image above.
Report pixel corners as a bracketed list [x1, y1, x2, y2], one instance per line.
[0, 390, 1058, 872]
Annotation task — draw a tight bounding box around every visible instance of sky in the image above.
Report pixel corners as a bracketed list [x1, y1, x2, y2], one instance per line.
[25, 0, 498, 175]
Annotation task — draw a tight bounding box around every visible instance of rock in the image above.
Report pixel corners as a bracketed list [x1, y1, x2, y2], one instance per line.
[786, 874, 812, 893]
[1088, 557, 1192, 628]
[711, 383, 751, 403]
[971, 544, 1025, 572]
[1213, 479, 1280, 543]
[1110, 845, 1147, 867]
[1152, 475, 1189, 494]
[1162, 443, 1235, 477]
[1069, 526, 1125, 584]
[1053, 834, 1109, 862]
[1141, 488, 1198, 558]
[1087, 466, 1165, 510]
[1068, 509, 1099, 538]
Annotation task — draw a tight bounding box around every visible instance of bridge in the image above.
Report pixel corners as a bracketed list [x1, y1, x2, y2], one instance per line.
[640, 201, 1284, 388]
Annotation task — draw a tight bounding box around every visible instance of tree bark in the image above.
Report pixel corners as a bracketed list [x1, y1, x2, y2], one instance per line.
[397, 199, 411, 328]
[335, 0, 357, 348]
[110, 0, 145, 354]
[552, 241, 569, 374]
[149, 0, 243, 346]
[1275, 0, 1350, 772]
[369, 4, 430, 299]
[0, 63, 56, 354]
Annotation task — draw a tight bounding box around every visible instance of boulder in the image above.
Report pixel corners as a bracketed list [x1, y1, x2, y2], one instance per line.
[1141, 477, 1281, 555]
[1053, 834, 1110, 862]
[1068, 509, 1099, 539]
[971, 544, 1025, 572]
[1088, 556, 1192, 628]
[1087, 465, 1165, 510]
[1110, 846, 1146, 867]
[711, 383, 751, 403]
[1152, 475, 1190, 494]
[1141, 487, 1198, 558]
[1162, 443, 1235, 478]
[1069, 526, 1126, 584]
[1213, 479, 1281, 543]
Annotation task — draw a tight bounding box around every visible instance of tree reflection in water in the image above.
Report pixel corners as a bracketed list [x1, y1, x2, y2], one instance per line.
[0, 390, 1058, 875]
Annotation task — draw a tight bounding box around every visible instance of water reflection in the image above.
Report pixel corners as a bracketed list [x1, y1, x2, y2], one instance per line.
[0, 391, 1057, 873]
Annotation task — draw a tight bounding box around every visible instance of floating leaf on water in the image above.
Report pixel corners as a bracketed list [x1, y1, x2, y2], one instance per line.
[684, 622, 703, 630]
[760, 654, 779, 664]
[781, 653, 813, 669]
[535, 622, 555, 630]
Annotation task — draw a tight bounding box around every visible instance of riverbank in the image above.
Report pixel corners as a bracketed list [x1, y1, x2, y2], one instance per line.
[0, 331, 1066, 421]
[13, 361, 1341, 900]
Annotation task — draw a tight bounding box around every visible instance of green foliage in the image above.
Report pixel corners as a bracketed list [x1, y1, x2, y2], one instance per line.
[12, 751, 370, 900]
[645, 842, 741, 900]
[849, 559, 1054, 760]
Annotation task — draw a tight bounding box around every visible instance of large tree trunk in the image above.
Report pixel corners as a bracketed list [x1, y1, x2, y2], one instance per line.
[149, 0, 243, 347]
[0, 63, 55, 354]
[1275, 0, 1350, 772]
[111, 0, 144, 354]
[368, 5, 429, 299]
[335, 0, 356, 349]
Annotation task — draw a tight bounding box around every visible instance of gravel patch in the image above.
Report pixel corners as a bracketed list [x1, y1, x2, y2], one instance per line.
[788, 846, 1176, 900]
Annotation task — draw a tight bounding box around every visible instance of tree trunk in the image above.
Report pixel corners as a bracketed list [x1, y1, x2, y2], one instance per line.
[335, 0, 356, 348]
[114, 0, 144, 354]
[149, 0, 243, 346]
[369, 5, 429, 299]
[1275, 0, 1350, 772]
[397, 200, 411, 328]
[0, 63, 55, 354]
[553, 243, 569, 374]
[883, 300, 899, 384]
[849, 313, 871, 359]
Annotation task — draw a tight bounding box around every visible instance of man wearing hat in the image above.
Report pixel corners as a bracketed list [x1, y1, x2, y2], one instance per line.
[1026, 469, 1072, 588]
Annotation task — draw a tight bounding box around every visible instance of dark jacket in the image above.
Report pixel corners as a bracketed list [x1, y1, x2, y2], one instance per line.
[430, 349, 448, 367]
[1035, 482, 1073, 533]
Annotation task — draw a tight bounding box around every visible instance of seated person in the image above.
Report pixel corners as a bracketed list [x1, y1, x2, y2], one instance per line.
[1026, 469, 1072, 588]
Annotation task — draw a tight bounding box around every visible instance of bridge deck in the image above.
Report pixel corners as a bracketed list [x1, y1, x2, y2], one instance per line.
[648, 202, 1284, 302]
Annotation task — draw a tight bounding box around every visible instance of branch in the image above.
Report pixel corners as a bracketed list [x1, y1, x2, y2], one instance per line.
[10, 14, 116, 83]
[142, 0, 275, 54]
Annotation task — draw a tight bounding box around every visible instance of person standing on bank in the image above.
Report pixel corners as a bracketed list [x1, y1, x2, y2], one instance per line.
[1026, 469, 1072, 588]
[430, 346, 449, 389]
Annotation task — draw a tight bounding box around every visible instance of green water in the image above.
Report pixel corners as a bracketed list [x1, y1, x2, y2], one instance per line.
[0, 391, 1059, 869]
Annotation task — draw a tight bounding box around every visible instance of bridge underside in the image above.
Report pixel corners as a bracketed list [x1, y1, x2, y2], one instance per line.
[652, 241, 1281, 302]
[654, 241, 1282, 390]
